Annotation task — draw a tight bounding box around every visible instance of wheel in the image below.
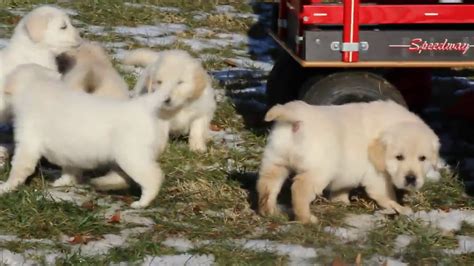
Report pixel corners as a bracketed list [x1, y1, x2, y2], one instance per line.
[299, 71, 407, 106]
[266, 51, 312, 107]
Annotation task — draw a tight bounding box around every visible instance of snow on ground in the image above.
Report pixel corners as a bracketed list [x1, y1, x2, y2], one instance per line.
[411, 209, 474, 232]
[162, 237, 194, 252]
[444, 235, 474, 254]
[324, 214, 385, 242]
[141, 254, 215, 266]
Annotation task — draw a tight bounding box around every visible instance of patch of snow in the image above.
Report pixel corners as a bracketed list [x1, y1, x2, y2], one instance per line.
[103, 42, 128, 49]
[426, 168, 442, 182]
[162, 237, 194, 252]
[114, 24, 187, 37]
[120, 227, 150, 238]
[210, 130, 243, 149]
[411, 209, 474, 232]
[0, 249, 35, 265]
[24, 249, 64, 265]
[444, 235, 474, 254]
[215, 5, 236, 13]
[0, 235, 54, 245]
[366, 255, 407, 266]
[394, 235, 413, 253]
[44, 188, 90, 206]
[224, 57, 273, 72]
[324, 214, 385, 242]
[75, 234, 125, 256]
[133, 35, 177, 47]
[239, 239, 317, 265]
[181, 39, 217, 51]
[84, 25, 108, 36]
[194, 28, 214, 37]
[193, 12, 208, 21]
[120, 210, 155, 226]
[215, 33, 248, 44]
[124, 3, 180, 13]
[142, 254, 215, 266]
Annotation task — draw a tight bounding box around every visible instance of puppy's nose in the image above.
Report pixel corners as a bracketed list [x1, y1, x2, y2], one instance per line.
[164, 97, 171, 104]
[405, 175, 417, 186]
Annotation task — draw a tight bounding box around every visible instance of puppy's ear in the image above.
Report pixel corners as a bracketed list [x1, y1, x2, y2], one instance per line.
[192, 67, 209, 99]
[368, 138, 386, 173]
[24, 11, 50, 43]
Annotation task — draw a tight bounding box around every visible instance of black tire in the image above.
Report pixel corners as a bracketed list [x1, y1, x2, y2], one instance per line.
[299, 72, 407, 106]
[266, 52, 312, 107]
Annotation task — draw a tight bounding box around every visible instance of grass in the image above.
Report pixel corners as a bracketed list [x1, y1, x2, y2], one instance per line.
[0, 0, 473, 265]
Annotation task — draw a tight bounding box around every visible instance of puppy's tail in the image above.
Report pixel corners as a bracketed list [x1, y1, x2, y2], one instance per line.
[122, 48, 160, 67]
[264, 100, 307, 123]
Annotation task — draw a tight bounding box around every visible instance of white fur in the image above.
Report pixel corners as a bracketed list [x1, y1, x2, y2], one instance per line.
[90, 49, 216, 192]
[0, 5, 82, 169]
[0, 5, 82, 115]
[257, 100, 440, 223]
[59, 42, 129, 100]
[124, 48, 216, 152]
[0, 64, 170, 208]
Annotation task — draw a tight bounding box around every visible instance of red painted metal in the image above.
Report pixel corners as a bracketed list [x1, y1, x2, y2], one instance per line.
[300, 4, 474, 25]
[342, 0, 360, 62]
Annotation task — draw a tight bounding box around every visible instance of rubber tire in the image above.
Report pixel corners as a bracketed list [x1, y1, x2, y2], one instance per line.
[266, 52, 312, 107]
[300, 72, 407, 106]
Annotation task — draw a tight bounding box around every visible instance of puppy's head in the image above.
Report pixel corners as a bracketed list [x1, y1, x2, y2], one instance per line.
[368, 122, 440, 191]
[142, 50, 210, 112]
[4, 64, 61, 96]
[21, 6, 82, 54]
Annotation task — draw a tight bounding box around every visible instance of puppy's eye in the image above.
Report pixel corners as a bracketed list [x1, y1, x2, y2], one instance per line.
[419, 156, 426, 162]
[177, 80, 184, 85]
[60, 24, 68, 30]
[155, 80, 162, 85]
[395, 154, 405, 161]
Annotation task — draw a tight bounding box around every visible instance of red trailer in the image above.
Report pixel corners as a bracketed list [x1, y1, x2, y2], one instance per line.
[267, 0, 474, 108]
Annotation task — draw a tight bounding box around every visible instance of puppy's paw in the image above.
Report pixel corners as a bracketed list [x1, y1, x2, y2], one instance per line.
[52, 175, 77, 187]
[298, 214, 318, 224]
[259, 205, 280, 217]
[0, 183, 14, 195]
[130, 200, 149, 209]
[396, 206, 414, 216]
[189, 142, 207, 153]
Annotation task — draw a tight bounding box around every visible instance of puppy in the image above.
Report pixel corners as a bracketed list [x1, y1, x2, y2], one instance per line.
[56, 42, 129, 100]
[0, 5, 82, 114]
[257, 100, 439, 223]
[0, 5, 82, 169]
[122, 48, 216, 152]
[0, 64, 171, 208]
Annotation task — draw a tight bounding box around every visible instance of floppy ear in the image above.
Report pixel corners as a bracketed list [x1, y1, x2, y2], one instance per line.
[192, 67, 209, 99]
[368, 138, 386, 173]
[24, 11, 50, 43]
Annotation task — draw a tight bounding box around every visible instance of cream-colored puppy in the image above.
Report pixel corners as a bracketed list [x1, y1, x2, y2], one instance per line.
[0, 64, 171, 208]
[123, 48, 216, 152]
[0, 5, 82, 115]
[56, 42, 129, 100]
[0, 5, 82, 169]
[257, 100, 440, 223]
